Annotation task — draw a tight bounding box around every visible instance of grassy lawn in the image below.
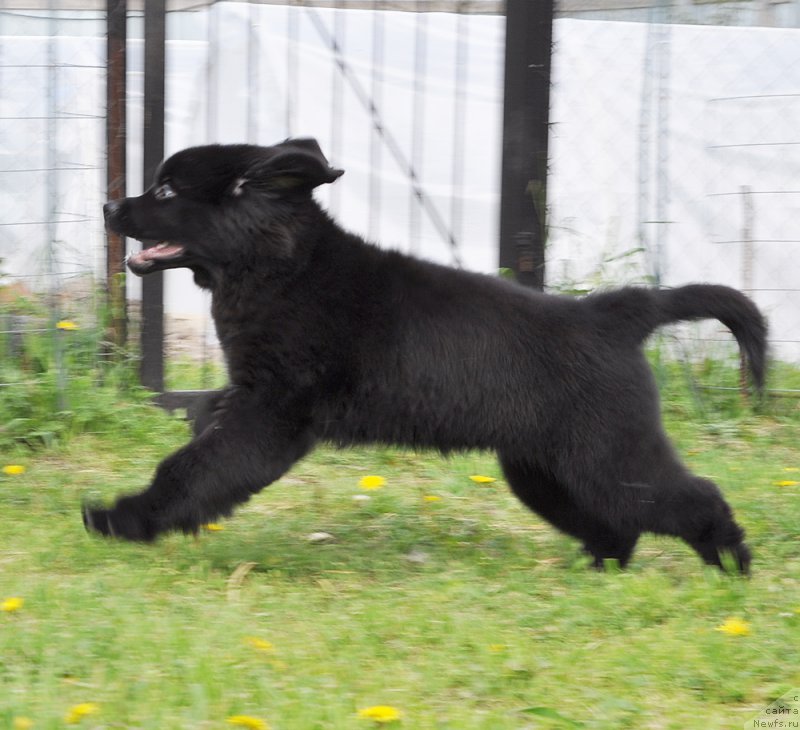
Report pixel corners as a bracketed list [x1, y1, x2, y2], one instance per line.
[1, 384, 799, 729]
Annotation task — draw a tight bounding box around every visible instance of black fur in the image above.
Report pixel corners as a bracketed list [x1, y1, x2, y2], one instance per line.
[89, 138, 768, 573]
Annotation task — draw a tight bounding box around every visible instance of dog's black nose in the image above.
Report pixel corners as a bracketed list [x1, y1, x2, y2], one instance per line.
[103, 200, 121, 220]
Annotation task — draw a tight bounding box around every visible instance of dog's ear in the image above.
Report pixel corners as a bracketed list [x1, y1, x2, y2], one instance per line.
[231, 138, 344, 197]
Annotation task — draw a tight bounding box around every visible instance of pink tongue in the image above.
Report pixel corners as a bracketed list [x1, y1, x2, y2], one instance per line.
[140, 244, 183, 261]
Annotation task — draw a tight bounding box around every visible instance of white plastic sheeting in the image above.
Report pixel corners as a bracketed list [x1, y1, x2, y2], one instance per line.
[2, 7, 799, 357]
[549, 20, 800, 359]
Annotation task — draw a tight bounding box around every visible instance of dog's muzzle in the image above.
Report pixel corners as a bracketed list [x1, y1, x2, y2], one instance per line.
[103, 199, 121, 222]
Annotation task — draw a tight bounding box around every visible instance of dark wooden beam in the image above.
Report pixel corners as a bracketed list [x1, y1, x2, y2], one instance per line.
[140, 0, 166, 392]
[154, 390, 210, 420]
[498, 0, 554, 290]
[106, 0, 127, 352]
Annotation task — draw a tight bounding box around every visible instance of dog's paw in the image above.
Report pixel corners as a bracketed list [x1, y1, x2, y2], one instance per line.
[82, 502, 157, 542]
[722, 543, 752, 576]
[82, 504, 114, 537]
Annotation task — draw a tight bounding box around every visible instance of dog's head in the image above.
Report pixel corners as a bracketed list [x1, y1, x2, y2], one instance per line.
[104, 138, 343, 286]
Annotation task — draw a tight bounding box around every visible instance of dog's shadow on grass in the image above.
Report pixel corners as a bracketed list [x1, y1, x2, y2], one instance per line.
[187, 513, 565, 581]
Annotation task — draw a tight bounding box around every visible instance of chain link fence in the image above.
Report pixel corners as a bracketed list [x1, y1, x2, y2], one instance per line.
[1, 0, 800, 413]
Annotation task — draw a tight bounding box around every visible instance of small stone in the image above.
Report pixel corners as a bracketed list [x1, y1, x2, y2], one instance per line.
[405, 549, 429, 564]
[306, 531, 335, 543]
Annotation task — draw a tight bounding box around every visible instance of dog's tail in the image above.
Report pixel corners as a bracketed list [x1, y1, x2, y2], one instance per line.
[590, 284, 768, 392]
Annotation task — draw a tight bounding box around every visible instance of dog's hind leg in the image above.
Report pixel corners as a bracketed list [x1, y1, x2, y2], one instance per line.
[499, 455, 639, 569]
[83, 387, 314, 541]
[645, 474, 751, 574]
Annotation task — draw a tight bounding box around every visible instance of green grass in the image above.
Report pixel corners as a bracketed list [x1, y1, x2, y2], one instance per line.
[1, 382, 799, 729]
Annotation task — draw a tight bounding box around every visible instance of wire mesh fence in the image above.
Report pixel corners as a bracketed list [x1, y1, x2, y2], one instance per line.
[1, 0, 800, 424]
[0, 5, 108, 432]
[548, 4, 800, 388]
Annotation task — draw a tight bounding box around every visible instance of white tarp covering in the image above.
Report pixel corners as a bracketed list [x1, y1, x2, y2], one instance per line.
[1, 7, 799, 357]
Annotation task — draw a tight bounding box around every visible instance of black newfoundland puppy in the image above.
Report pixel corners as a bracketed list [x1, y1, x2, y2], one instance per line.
[90, 138, 767, 573]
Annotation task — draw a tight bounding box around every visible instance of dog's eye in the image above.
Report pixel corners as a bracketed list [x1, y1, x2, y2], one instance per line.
[154, 183, 176, 201]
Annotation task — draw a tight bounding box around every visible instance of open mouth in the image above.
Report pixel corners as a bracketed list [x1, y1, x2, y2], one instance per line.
[127, 242, 187, 275]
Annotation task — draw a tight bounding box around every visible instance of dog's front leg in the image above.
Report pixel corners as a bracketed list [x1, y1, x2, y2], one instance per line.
[83, 388, 314, 541]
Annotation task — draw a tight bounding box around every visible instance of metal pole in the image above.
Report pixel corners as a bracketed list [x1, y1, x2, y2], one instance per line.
[329, 1, 345, 215]
[740, 185, 754, 399]
[639, 0, 672, 288]
[654, 6, 672, 288]
[140, 0, 166, 392]
[409, 10, 427, 257]
[106, 0, 127, 354]
[368, 0, 384, 241]
[450, 6, 468, 251]
[246, 1, 260, 142]
[498, 0, 553, 290]
[45, 0, 67, 410]
[286, 4, 298, 136]
[206, 1, 218, 141]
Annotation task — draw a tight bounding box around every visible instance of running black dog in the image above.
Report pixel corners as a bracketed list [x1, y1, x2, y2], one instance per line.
[89, 138, 767, 573]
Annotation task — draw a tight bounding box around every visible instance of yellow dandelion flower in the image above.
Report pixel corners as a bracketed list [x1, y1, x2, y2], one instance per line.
[64, 703, 100, 724]
[245, 636, 274, 652]
[357, 705, 402, 723]
[2, 465, 26, 476]
[56, 320, 79, 331]
[226, 715, 269, 730]
[1, 597, 23, 613]
[359, 475, 386, 490]
[202, 523, 224, 531]
[423, 495, 441, 502]
[13, 717, 33, 730]
[775, 480, 798, 487]
[488, 643, 507, 653]
[784, 467, 799, 472]
[716, 617, 751, 636]
[469, 475, 496, 484]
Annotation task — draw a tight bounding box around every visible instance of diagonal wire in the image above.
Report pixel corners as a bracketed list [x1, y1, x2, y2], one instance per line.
[305, 6, 463, 266]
